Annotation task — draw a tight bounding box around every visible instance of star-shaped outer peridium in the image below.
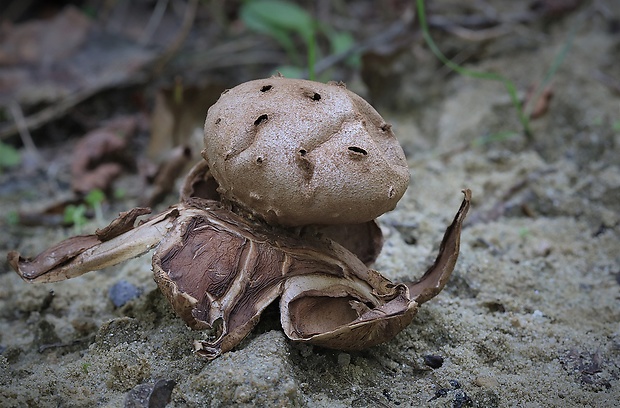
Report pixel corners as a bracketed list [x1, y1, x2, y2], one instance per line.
[8, 162, 470, 360]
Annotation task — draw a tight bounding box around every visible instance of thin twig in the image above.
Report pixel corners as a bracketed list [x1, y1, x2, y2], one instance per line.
[153, 0, 199, 74]
[140, 0, 170, 45]
[308, 8, 415, 77]
[0, 0, 187, 141]
[9, 101, 38, 154]
[438, 23, 513, 41]
[0, 75, 146, 141]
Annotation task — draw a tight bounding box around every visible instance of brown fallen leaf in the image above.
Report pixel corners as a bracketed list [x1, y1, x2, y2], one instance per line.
[0, 6, 91, 66]
[0, 6, 157, 139]
[71, 116, 138, 194]
[524, 84, 554, 120]
[144, 81, 227, 205]
[144, 145, 192, 207]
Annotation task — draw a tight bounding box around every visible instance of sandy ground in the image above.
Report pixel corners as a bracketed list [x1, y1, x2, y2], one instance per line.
[1, 5, 619, 408]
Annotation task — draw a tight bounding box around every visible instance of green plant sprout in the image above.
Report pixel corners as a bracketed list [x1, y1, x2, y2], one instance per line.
[113, 187, 127, 200]
[64, 204, 88, 234]
[416, 0, 577, 141]
[519, 227, 531, 239]
[240, 0, 356, 80]
[416, 0, 529, 137]
[5, 210, 19, 227]
[241, 0, 316, 79]
[0, 141, 21, 174]
[63, 188, 107, 234]
[84, 188, 106, 226]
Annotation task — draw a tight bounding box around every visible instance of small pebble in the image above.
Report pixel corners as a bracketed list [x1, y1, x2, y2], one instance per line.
[453, 389, 472, 408]
[125, 379, 176, 408]
[423, 354, 444, 369]
[109, 280, 141, 307]
[337, 352, 351, 367]
[474, 375, 499, 388]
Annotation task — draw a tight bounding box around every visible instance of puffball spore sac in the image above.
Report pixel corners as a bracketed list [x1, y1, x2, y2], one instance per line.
[202, 77, 410, 227]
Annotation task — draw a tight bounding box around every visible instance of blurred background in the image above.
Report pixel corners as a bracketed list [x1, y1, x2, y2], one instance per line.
[1, 0, 612, 220]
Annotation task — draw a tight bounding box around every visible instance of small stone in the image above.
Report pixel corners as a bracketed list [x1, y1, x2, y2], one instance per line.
[337, 352, 351, 367]
[453, 389, 472, 408]
[474, 375, 499, 388]
[109, 280, 141, 307]
[423, 354, 444, 369]
[147, 379, 176, 408]
[510, 317, 522, 328]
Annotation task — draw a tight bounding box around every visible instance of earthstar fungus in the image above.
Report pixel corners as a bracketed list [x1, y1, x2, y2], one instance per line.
[8, 77, 471, 359]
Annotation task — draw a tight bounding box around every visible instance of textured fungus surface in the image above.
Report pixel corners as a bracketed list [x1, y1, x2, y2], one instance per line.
[202, 77, 410, 226]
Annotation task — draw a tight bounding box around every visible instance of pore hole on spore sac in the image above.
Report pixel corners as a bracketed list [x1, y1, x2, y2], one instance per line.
[298, 149, 307, 156]
[388, 186, 395, 198]
[260, 85, 273, 92]
[348, 146, 368, 155]
[303, 90, 321, 101]
[254, 114, 268, 126]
